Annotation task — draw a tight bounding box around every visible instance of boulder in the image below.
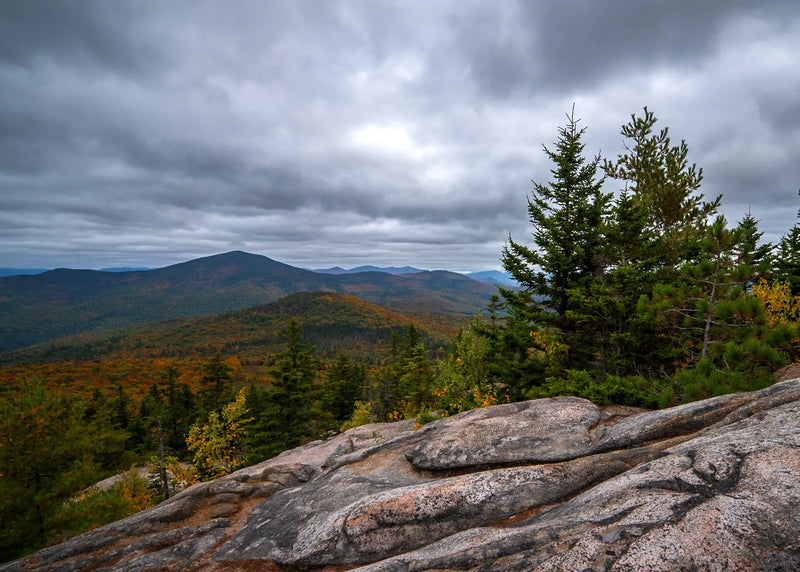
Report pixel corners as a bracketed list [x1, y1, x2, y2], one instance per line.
[4, 380, 800, 571]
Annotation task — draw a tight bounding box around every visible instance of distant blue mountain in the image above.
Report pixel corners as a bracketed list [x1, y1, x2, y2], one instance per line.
[0, 266, 153, 277]
[2, 264, 517, 286]
[0, 268, 48, 277]
[311, 265, 518, 286]
[464, 270, 518, 287]
[313, 265, 425, 275]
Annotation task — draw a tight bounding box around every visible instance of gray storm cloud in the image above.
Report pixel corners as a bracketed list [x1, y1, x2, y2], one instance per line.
[1, 0, 799, 270]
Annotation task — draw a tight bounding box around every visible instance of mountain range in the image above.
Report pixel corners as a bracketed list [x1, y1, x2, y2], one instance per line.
[1, 264, 517, 285]
[0, 251, 498, 354]
[312, 265, 517, 286]
[312, 265, 424, 275]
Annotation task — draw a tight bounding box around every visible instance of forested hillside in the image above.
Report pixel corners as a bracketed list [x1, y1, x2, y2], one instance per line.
[2, 292, 457, 364]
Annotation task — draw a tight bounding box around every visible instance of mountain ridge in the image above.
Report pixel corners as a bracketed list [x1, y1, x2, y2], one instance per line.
[0, 251, 496, 354]
[312, 265, 424, 275]
[3, 291, 457, 364]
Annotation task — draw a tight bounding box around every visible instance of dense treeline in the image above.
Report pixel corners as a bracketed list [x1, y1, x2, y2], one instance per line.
[478, 107, 800, 406]
[3, 107, 800, 562]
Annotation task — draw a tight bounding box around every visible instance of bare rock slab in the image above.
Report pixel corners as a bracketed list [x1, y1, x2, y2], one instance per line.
[406, 396, 603, 470]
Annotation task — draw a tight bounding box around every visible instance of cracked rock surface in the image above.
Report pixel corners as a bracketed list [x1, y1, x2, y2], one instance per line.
[4, 380, 800, 571]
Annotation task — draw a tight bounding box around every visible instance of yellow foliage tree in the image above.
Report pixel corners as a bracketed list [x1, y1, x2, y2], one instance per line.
[751, 279, 800, 327]
[113, 467, 155, 514]
[186, 389, 252, 480]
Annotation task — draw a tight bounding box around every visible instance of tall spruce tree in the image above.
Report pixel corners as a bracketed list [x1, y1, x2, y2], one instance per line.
[731, 210, 772, 287]
[158, 364, 195, 452]
[199, 353, 233, 414]
[244, 319, 318, 461]
[320, 354, 365, 424]
[501, 106, 610, 353]
[567, 191, 657, 376]
[362, 325, 433, 421]
[603, 107, 720, 275]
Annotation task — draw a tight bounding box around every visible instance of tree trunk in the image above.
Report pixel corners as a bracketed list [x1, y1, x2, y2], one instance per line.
[701, 259, 721, 359]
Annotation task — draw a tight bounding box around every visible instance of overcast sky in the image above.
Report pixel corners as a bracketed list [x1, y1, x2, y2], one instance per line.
[2, 1, 799, 272]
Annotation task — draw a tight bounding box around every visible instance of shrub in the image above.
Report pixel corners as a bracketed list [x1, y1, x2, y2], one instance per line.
[526, 369, 660, 408]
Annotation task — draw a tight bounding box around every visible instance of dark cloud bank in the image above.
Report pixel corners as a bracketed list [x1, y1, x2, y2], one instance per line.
[2, 0, 799, 271]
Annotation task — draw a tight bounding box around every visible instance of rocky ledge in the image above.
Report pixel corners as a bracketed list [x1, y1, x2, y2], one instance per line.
[5, 378, 800, 571]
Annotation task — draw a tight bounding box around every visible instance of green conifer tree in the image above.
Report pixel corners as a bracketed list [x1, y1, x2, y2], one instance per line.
[321, 354, 365, 423]
[244, 319, 318, 461]
[644, 214, 782, 396]
[603, 107, 720, 275]
[502, 106, 610, 341]
[199, 353, 233, 413]
[567, 191, 657, 376]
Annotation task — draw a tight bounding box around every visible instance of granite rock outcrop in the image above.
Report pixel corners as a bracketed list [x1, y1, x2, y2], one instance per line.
[4, 379, 800, 571]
